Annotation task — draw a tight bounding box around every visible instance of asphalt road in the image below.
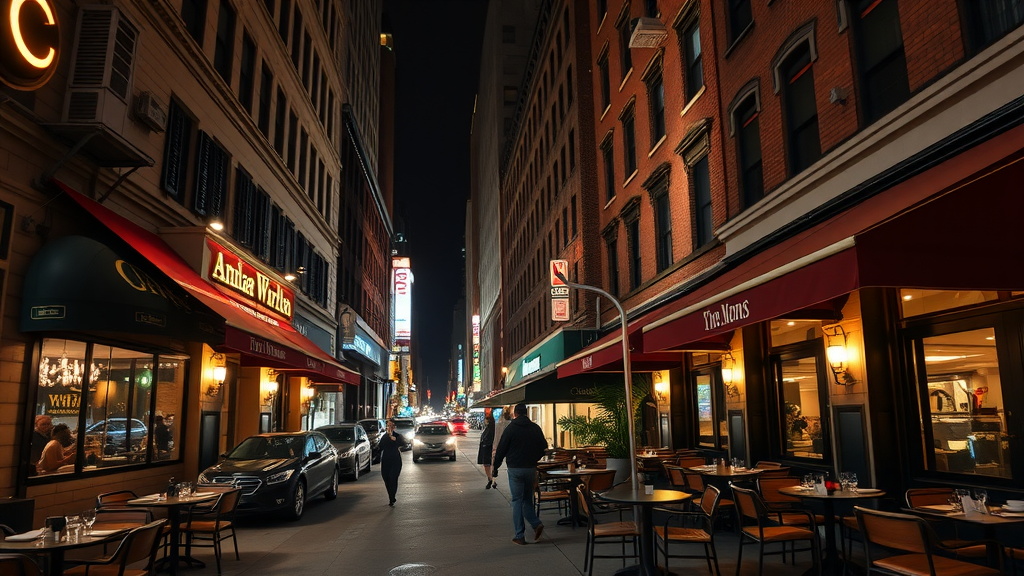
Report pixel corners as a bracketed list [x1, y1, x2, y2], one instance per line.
[177, 428, 818, 576]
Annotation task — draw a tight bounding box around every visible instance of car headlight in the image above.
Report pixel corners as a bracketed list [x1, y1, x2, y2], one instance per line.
[197, 472, 210, 484]
[403, 430, 415, 440]
[412, 439, 424, 446]
[266, 469, 295, 485]
[445, 438, 456, 445]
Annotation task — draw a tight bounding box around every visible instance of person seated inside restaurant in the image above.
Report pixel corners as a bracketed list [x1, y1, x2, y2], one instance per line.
[154, 415, 171, 460]
[36, 423, 77, 474]
[29, 415, 53, 476]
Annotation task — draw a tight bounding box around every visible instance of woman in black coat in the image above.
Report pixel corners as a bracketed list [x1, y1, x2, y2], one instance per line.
[379, 418, 405, 506]
[478, 414, 495, 489]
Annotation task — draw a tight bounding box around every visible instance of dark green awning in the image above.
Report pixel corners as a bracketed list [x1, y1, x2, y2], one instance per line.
[20, 235, 221, 341]
[475, 372, 627, 407]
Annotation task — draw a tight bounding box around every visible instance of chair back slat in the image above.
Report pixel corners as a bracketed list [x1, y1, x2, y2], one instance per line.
[731, 485, 764, 521]
[757, 477, 801, 504]
[96, 490, 137, 508]
[677, 457, 706, 468]
[905, 488, 953, 508]
[665, 465, 687, 489]
[855, 507, 929, 554]
[683, 472, 705, 491]
[93, 508, 152, 529]
[755, 461, 782, 469]
[583, 470, 617, 493]
[700, 484, 722, 517]
[757, 467, 791, 478]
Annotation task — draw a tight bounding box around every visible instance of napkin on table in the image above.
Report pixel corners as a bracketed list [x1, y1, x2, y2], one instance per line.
[6, 529, 44, 542]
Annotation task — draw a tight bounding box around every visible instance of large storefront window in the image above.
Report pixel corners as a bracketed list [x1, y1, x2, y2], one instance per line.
[771, 341, 829, 461]
[30, 338, 186, 478]
[914, 326, 1011, 479]
[692, 361, 728, 450]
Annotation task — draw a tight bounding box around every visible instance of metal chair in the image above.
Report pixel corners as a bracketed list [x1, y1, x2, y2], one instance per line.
[91, 508, 152, 531]
[576, 484, 639, 576]
[95, 491, 138, 509]
[534, 470, 571, 519]
[0, 554, 41, 576]
[581, 469, 617, 493]
[756, 476, 823, 564]
[63, 519, 166, 576]
[855, 507, 1001, 576]
[182, 489, 242, 576]
[653, 484, 724, 575]
[904, 488, 988, 560]
[732, 485, 820, 576]
[755, 461, 783, 469]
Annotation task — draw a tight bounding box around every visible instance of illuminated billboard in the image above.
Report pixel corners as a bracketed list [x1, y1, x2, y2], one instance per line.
[393, 257, 412, 344]
[472, 314, 481, 392]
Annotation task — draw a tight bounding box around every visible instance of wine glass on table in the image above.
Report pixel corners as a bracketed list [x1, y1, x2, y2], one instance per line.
[81, 508, 97, 535]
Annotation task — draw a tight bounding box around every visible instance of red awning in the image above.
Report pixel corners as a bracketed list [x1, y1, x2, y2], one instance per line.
[643, 146, 1024, 353]
[555, 312, 688, 378]
[57, 182, 360, 386]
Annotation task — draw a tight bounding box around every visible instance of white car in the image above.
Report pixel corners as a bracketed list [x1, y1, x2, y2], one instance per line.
[412, 423, 456, 463]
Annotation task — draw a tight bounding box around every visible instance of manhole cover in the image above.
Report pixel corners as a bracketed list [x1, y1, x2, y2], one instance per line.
[389, 563, 436, 576]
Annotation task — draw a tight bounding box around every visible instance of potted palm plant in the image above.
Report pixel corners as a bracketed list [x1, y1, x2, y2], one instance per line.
[556, 373, 652, 483]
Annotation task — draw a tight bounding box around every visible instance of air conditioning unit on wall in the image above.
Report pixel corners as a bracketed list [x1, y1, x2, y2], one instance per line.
[134, 92, 167, 132]
[62, 6, 139, 133]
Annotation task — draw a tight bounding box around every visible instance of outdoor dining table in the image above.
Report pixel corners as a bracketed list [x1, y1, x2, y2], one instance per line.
[596, 484, 691, 576]
[904, 503, 1024, 566]
[778, 486, 887, 576]
[546, 468, 613, 527]
[127, 491, 219, 575]
[0, 527, 128, 576]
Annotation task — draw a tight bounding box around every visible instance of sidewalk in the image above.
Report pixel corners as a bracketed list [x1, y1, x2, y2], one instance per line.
[178, 432, 817, 576]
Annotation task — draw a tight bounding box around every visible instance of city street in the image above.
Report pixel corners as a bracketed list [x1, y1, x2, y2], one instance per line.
[182, 429, 813, 576]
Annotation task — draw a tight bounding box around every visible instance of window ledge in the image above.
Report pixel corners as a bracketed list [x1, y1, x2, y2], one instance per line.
[604, 196, 617, 210]
[648, 134, 668, 158]
[723, 21, 756, 59]
[680, 86, 706, 117]
[600, 104, 611, 122]
[618, 68, 634, 91]
[622, 169, 639, 187]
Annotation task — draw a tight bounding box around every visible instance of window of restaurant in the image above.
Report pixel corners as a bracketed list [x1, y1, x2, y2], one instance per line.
[30, 338, 187, 479]
[904, 306, 1018, 480]
[691, 356, 728, 451]
[769, 321, 831, 462]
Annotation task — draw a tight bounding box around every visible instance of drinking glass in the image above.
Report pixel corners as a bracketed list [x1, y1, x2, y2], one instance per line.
[973, 489, 988, 511]
[803, 474, 814, 488]
[848, 473, 858, 492]
[64, 516, 81, 543]
[35, 527, 50, 547]
[81, 509, 96, 535]
[181, 481, 193, 499]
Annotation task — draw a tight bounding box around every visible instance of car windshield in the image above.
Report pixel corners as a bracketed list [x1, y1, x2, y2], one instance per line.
[360, 421, 379, 432]
[320, 428, 354, 442]
[228, 436, 305, 459]
[418, 426, 449, 435]
[393, 420, 414, 429]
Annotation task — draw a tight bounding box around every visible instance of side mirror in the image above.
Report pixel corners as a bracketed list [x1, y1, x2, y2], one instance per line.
[307, 451, 322, 460]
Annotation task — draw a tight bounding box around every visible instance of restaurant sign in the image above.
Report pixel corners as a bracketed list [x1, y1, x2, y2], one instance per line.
[1, 0, 60, 90]
[207, 239, 293, 321]
[702, 299, 750, 331]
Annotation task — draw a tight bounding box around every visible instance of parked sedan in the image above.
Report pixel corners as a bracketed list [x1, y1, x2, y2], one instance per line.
[357, 418, 386, 463]
[198, 432, 339, 520]
[412, 423, 457, 463]
[316, 423, 372, 480]
[392, 417, 416, 451]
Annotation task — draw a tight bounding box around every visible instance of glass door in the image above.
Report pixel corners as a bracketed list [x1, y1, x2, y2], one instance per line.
[772, 341, 831, 461]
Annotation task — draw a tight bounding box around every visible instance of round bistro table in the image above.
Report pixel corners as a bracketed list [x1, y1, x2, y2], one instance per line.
[597, 484, 692, 576]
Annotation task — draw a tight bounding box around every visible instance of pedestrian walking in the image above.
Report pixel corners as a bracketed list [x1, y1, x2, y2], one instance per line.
[492, 403, 548, 545]
[379, 418, 405, 506]
[478, 413, 495, 489]
[490, 406, 513, 489]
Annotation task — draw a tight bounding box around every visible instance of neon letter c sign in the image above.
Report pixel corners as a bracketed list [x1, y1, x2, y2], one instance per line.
[10, 0, 55, 69]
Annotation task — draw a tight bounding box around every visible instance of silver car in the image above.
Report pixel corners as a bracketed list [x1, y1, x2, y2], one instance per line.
[316, 424, 372, 481]
[412, 423, 457, 463]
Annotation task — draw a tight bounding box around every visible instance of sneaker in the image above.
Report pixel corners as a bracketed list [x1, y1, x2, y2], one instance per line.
[511, 537, 527, 546]
[533, 524, 544, 542]
[485, 481, 492, 490]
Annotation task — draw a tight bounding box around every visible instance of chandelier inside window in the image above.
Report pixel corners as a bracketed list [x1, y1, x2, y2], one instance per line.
[38, 349, 100, 389]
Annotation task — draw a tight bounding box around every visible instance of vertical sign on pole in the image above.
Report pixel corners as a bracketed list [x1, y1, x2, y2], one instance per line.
[549, 260, 570, 321]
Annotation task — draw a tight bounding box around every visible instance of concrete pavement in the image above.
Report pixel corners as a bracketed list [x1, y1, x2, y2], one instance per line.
[177, 429, 816, 576]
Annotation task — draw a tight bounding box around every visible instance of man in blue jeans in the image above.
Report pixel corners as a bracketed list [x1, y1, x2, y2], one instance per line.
[492, 403, 548, 545]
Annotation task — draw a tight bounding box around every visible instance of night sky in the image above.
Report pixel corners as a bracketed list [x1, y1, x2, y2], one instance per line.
[385, 0, 488, 410]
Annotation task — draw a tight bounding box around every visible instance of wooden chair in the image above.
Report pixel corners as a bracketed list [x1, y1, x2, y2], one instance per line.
[653, 484, 724, 575]
[904, 488, 988, 560]
[95, 491, 137, 509]
[534, 470, 571, 519]
[854, 507, 1001, 576]
[756, 477, 824, 563]
[582, 469, 617, 493]
[0, 554, 41, 576]
[678, 457, 708, 468]
[732, 485, 820, 576]
[63, 519, 167, 576]
[92, 509, 153, 531]
[182, 489, 242, 576]
[757, 467, 792, 478]
[755, 461, 783, 469]
[577, 484, 640, 576]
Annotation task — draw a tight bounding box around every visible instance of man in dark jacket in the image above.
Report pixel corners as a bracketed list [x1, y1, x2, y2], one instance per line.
[492, 403, 548, 545]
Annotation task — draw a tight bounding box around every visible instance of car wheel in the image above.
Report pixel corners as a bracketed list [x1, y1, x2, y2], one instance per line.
[362, 453, 371, 474]
[324, 468, 339, 500]
[449, 453, 456, 461]
[413, 455, 419, 463]
[351, 456, 360, 481]
[287, 480, 306, 521]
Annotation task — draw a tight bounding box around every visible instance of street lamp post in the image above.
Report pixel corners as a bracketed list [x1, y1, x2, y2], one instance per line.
[554, 272, 639, 492]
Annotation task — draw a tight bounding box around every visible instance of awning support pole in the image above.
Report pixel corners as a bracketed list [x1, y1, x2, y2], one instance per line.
[554, 271, 638, 493]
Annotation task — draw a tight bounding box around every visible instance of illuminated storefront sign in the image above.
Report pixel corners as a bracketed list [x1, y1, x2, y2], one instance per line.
[522, 355, 541, 377]
[207, 239, 294, 321]
[1, 0, 60, 90]
[393, 257, 412, 344]
[472, 314, 481, 392]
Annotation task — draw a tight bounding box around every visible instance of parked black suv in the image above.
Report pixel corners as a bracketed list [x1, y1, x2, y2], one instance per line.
[356, 418, 386, 463]
[197, 432, 339, 520]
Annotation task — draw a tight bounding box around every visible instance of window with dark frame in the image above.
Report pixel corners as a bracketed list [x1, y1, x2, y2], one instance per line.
[622, 105, 637, 176]
[771, 339, 830, 462]
[161, 101, 192, 204]
[213, 1, 235, 81]
[193, 131, 228, 218]
[735, 94, 764, 209]
[291, 9, 302, 68]
[567, 67, 574, 105]
[239, 32, 256, 113]
[287, 111, 298, 171]
[654, 188, 672, 272]
[562, 208, 569, 246]
[598, 54, 611, 110]
[727, 0, 752, 43]
[964, 0, 1024, 53]
[781, 43, 821, 175]
[598, 0, 608, 20]
[681, 17, 703, 102]
[605, 234, 619, 296]
[569, 130, 576, 172]
[278, 0, 291, 45]
[298, 128, 308, 192]
[602, 137, 616, 201]
[645, 0, 659, 17]
[693, 155, 713, 248]
[618, 16, 633, 79]
[274, 88, 287, 155]
[647, 68, 666, 144]
[571, 195, 578, 238]
[257, 64, 272, 138]
[854, 0, 909, 123]
[181, 0, 207, 45]
[627, 214, 642, 290]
